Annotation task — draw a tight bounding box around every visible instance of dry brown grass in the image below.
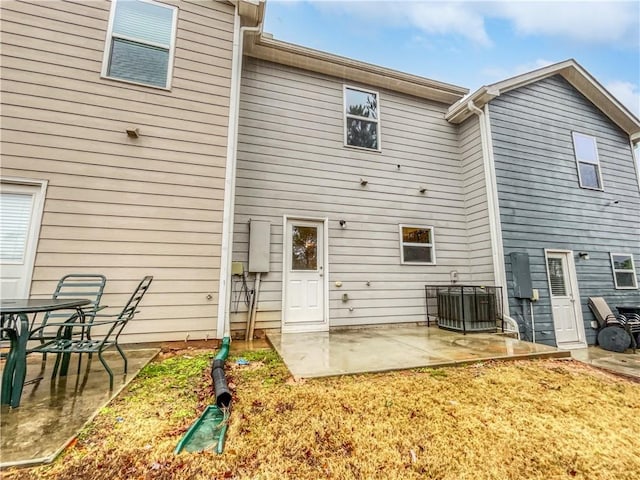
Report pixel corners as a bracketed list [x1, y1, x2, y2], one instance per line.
[9, 349, 640, 480]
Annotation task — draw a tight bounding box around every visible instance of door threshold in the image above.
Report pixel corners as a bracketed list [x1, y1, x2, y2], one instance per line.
[556, 341, 588, 350]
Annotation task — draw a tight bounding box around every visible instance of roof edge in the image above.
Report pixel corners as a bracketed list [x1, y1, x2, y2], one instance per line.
[245, 35, 468, 105]
[229, 0, 265, 27]
[446, 59, 640, 138]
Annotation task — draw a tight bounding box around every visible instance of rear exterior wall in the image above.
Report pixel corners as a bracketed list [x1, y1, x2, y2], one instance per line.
[489, 75, 640, 346]
[1, 0, 235, 342]
[230, 57, 494, 335]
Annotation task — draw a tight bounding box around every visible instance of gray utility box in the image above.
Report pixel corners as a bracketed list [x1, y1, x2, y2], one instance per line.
[510, 252, 533, 299]
[248, 220, 271, 273]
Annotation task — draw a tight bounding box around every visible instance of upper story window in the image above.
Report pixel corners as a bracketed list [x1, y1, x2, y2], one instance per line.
[399, 225, 435, 265]
[344, 86, 380, 150]
[610, 253, 638, 289]
[572, 132, 603, 190]
[102, 0, 178, 89]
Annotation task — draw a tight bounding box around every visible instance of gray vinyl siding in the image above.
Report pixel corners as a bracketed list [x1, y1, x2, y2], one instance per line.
[0, 0, 235, 342]
[231, 58, 483, 335]
[459, 116, 494, 283]
[489, 75, 640, 346]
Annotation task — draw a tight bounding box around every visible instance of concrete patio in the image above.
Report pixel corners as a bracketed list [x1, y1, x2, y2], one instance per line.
[1, 346, 159, 469]
[267, 324, 570, 378]
[3, 328, 637, 471]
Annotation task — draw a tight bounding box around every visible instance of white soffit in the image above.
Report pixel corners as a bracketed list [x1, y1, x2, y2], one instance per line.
[244, 35, 468, 106]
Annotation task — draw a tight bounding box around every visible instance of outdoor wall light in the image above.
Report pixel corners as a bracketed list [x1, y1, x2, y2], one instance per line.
[578, 252, 590, 260]
[360, 178, 368, 186]
[339, 219, 347, 228]
[126, 127, 140, 138]
[419, 186, 427, 193]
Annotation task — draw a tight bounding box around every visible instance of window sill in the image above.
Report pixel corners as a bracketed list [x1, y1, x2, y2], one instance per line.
[100, 75, 172, 91]
[578, 185, 604, 191]
[343, 143, 382, 153]
[401, 262, 436, 266]
[614, 286, 638, 290]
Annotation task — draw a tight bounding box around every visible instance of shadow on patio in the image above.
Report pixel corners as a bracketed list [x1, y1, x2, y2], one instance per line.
[1, 346, 159, 469]
[267, 324, 569, 378]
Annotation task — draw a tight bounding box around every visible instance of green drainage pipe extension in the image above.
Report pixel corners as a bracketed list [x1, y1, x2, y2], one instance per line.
[174, 337, 231, 455]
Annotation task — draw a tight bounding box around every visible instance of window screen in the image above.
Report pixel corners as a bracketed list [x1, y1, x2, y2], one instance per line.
[104, 0, 177, 88]
[547, 257, 567, 296]
[0, 193, 33, 262]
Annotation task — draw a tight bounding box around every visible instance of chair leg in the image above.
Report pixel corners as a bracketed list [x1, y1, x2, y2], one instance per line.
[40, 352, 48, 372]
[51, 353, 62, 380]
[76, 353, 83, 376]
[115, 343, 128, 373]
[98, 350, 114, 390]
[79, 355, 93, 392]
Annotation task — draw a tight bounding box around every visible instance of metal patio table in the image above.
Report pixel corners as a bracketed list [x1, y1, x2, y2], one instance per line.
[1, 298, 90, 408]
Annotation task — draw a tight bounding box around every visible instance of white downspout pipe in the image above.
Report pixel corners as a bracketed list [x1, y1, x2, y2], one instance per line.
[467, 101, 519, 339]
[216, 9, 262, 339]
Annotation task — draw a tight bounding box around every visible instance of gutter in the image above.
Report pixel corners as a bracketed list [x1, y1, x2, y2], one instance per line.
[466, 101, 519, 338]
[245, 35, 468, 105]
[216, 7, 263, 339]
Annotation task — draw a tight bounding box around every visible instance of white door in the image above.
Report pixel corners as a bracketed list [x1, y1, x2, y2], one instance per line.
[546, 251, 585, 347]
[0, 181, 46, 299]
[283, 218, 327, 332]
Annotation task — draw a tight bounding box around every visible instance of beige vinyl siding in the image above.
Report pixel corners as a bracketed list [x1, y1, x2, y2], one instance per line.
[0, 0, 235, 343]
[230, 58, 474, 335]
[459, 116, 494, 283]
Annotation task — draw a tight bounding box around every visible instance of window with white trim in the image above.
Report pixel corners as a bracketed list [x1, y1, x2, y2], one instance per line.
[572, 132, 603, 190]
[400, 225, 435, 264]
[344, 86, 380, 150]
[610, 253, 638, 289]
[102, 0, 178, 89]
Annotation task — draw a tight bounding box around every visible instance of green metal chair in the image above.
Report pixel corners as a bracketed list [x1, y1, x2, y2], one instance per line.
[27, 274, 107, 375]
[30, 276, 153, 389]
[29, 274, 107, 344]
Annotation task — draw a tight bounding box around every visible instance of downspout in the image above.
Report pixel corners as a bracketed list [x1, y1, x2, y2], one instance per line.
[630, 138, 640, 193]
[467, 101, 519, 339]
[216, 8, 262, 339]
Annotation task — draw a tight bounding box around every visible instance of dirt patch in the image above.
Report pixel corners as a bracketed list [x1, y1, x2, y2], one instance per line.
[9, 352, 639, 480]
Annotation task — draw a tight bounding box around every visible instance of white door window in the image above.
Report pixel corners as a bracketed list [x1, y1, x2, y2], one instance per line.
[546, 251, 585, 347]
[0, 181, 46, 298]
[283, 218, 327, 332]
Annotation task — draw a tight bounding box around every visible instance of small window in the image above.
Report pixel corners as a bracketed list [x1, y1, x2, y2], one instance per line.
[102, 0, 178, 89]
[344, 86, 380, 150]
[610, 253, 638, 289]
[400, 225, 435, 264]
[572, 132, 603, 190]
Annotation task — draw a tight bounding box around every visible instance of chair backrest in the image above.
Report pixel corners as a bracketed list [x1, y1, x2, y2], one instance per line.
[117, 276, 153, 323]
[40, 274, 107, 328]
[587, 297, 618, 327]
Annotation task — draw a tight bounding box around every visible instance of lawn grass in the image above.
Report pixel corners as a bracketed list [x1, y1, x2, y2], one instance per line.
[11, 348, 640, 480]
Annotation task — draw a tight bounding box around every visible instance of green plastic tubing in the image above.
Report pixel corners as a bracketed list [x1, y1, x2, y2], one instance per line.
[215, 337, 230, 361]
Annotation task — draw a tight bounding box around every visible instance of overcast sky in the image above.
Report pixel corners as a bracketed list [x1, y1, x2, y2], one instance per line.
[263, 0, 640, 118]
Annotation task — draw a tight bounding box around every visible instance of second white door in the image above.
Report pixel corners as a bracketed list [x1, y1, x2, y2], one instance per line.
[546, 251, 585, 347]
[283, 218, 327, 332]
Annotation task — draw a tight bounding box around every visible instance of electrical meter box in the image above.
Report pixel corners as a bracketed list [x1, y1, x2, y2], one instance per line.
[510, 252, 533, 299]
[248, 220, 271, 273]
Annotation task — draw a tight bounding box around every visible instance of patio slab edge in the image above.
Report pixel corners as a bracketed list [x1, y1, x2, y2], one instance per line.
[0, 348, 161, 471]
[287, 349, 571, 380]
